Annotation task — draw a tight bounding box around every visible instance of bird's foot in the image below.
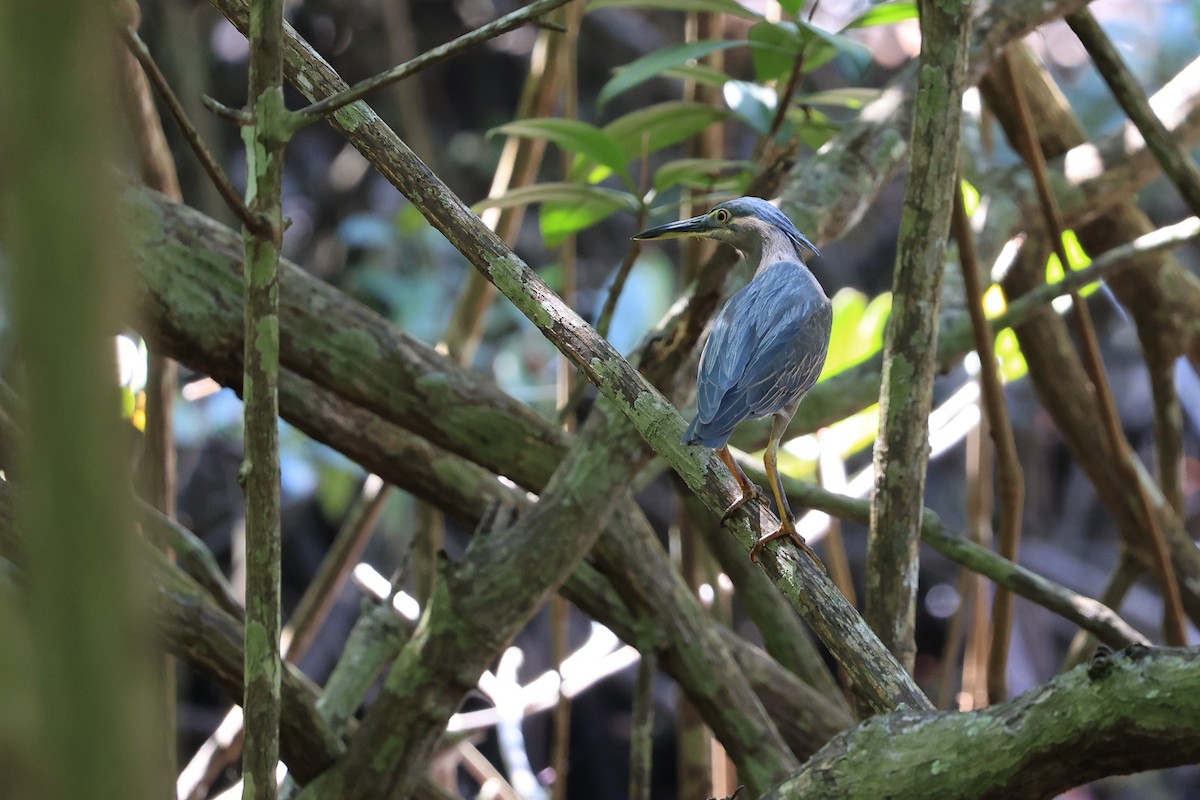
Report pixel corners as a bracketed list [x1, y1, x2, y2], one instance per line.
[749, 525, 826, 573]
[721, 482, 765, 524]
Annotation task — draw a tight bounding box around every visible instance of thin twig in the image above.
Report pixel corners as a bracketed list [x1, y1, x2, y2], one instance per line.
[202, 94, 253, 124]
[952, 185, 1025, 703]
[995, 217, 1200, 321]
[595, 208, 647, 340]
[999, 50, 1188, 647]
[1065, 9, 1200, 217]
[121, 27, 264, 235]
[753, 462, 1150, 649]
[295, 0, 575, 121]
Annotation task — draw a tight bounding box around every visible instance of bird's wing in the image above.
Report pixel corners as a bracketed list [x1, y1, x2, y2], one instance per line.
[694, 268, 831, 438]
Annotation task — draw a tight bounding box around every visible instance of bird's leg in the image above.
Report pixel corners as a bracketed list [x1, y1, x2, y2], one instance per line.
[749, 415, 825, 571]
[716, 445, 764, 523]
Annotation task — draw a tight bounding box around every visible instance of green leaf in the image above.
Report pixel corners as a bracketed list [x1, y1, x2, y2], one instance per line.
[652, 157, 755, 192]
[795, 19, 873, 72]
[724, 80, 776, 134]
[598, 40, 745, 109]
[474, 183, 637, 247]
[747, 21, 803, 83]
[662, 62, 732, 89]
[540, 188, 641, 247]
[474, 182, 637, 214]
[776, 0, 805, 14]
[581, 102, 733, 182]
[492, 119, 630, 187]
[589, 0, 762, 20]
[746, 18, 870, 81]
[842, 1, 918, 29]
[793, 87, 881, 109]
[787, 106, 842, 149]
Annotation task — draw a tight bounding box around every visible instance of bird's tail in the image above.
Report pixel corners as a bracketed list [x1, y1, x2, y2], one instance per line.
[681, 415, 733, 449]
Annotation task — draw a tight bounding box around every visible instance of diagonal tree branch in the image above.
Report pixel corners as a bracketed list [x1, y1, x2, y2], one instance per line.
[126, 187, 855, 765]
[207, 0, 929, 713]
[295, 0, 575, 121]
[1065, 9, 1200, 218]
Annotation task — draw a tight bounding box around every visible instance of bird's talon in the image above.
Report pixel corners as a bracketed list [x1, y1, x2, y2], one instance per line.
[720, 483, 764, 524]
[748, 527, 826, 573]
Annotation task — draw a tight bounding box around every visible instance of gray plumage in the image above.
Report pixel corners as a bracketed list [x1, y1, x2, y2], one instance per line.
[684, 259, 832, 448]
[633, 196, 831, 563]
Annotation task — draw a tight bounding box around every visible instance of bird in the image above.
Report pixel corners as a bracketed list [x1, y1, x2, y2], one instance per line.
[633, 197, 832, 564]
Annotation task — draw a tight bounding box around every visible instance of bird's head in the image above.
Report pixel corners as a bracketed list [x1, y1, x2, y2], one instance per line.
[632, 197, 819, 262]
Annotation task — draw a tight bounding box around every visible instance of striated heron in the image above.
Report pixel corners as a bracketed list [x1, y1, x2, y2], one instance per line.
[634, 197, 832, 563]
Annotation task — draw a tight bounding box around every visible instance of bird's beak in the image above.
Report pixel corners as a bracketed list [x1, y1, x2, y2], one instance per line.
[632, 214, 713, 241]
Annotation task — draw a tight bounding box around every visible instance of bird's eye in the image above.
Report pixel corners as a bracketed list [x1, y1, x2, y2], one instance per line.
[713, 208, 731, 224]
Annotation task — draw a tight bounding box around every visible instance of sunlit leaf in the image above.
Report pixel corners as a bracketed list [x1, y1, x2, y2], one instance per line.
[492, 119, 630, 187]
[960, 178, 980, 218]
[589, 0, 763, 20]
[994, 328, 1028, 382]
[858, 291, 892, 353]
[1062, 230, 1090, 271]
[982, 283, 1006, 319]
[653, 158, 755, 192]
[1044, 230, 1103, 300]
[793, 87, 882, 109]
[823, 288, 867, 378]
[598, 40, 745, 109]
[776, 0, 805, 14]
[827, 404, 881, 459]
[820, 288, 891, 380]
[842, 0, 918, 29]
[724, 80, 776, 134]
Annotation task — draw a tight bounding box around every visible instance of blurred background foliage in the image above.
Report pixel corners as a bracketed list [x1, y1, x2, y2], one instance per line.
[21, 0, 1197, 797]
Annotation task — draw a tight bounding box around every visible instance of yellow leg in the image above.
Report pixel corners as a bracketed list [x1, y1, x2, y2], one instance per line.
[749, 416, 823, 570]
[717, 446, 764, 522]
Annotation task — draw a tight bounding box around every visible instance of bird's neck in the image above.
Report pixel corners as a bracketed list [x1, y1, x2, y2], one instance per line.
[745, 231, 805, 278]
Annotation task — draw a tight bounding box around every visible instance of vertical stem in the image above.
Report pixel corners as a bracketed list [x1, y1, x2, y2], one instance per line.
[0, 1, 157, 799]
[951, 186, 1025, 702]
[676, 511, 712, 798]
[241, 0, 289, 796]
[960, 381, 993, 709]
[627, 648, 655, 800]
[866, 0, 972, 673]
